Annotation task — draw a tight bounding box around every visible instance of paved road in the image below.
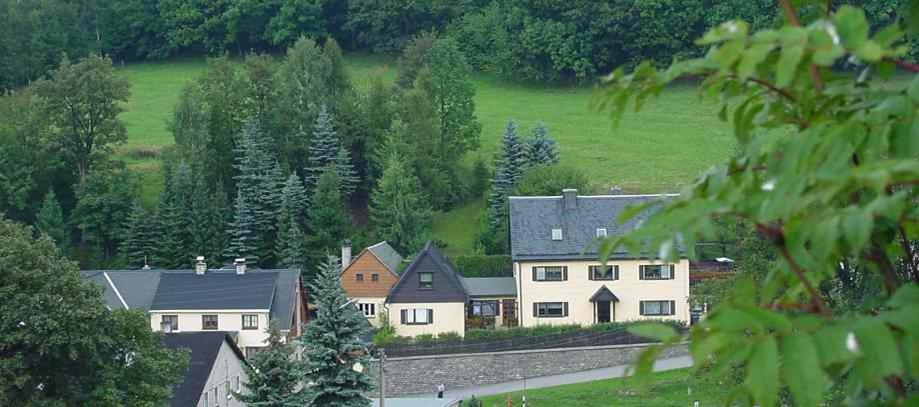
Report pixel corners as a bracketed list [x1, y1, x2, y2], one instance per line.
[407, 355, 693, 400]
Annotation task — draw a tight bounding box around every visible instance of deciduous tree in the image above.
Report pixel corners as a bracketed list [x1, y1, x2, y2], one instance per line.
[598, 3, 919, 405]
[33, 55, 130, 181]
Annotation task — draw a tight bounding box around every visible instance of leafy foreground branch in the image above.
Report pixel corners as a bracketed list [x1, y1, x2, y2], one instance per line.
[596, 2, 919, 406]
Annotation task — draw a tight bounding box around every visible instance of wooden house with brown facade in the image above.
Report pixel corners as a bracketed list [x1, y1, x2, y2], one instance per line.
[340, 241, 404, 327]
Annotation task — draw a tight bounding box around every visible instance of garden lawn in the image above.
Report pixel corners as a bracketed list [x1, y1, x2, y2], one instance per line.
[472, 368, 730, 407]
[115, 54, 734, 250]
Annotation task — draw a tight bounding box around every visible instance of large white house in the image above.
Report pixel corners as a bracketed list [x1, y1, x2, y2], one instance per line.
[82, 259, 308, 357]
[509, 189, 690, 326]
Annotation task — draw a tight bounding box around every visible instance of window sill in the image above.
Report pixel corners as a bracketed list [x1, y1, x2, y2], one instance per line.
[242, 327, 258, 330]
[535, 315, 566, 318]
[403, 322, 432, 325]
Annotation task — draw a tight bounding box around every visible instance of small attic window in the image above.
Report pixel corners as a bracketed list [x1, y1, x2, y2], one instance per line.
[597, 228, 607, 238]
[551, 228, 563, 241]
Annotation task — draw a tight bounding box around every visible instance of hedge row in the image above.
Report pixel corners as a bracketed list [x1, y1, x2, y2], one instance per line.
[452, 255, 512, 278]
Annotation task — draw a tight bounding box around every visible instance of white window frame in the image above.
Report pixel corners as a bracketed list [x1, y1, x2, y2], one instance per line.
[596, 228, 607, 237]
[162, 315, 179, 331]
[471, 300, 498, 316]
[241, 314, 258, 330]
[551, 228, 563, 240]
[589, 265, 618, 281]
[535, 302, 567, 318]
[533, 266, 566, 281]
[202, 314, 218, 330]
[641, 300, 675, 316]
[359, 303, 376, 318]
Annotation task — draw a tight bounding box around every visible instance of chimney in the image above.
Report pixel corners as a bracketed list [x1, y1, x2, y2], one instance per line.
[195, 256, 206, 275]
[609, 186, 623, 195]
[562, 189, 578, 211]
[235, 258, 246, 275]
[341, 240, 352, 270]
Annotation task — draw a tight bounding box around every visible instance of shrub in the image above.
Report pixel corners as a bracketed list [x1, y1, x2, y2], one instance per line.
[512, 164, 591, 197]
[126, 146, 162, 160]
[452, 254, 511, 277]
[437, 331, 462, 343]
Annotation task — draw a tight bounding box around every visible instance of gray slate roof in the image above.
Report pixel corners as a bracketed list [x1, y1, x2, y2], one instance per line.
[162, 332, 246, 407]
[366, 241, 404, 274]
[81, 268, 301, 330]
[509, 193, 676, 261]
[461, 277, 517, 297]
[152, 271, 278, 310]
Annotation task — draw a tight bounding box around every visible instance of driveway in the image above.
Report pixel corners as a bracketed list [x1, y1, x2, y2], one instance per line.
[407, 355, 693, 400]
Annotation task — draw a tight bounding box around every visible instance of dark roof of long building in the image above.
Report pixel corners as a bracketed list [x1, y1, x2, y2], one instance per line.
[163, 332, 246, 407]
[509, 191, 677, 261]
[366, 241, 404, 274]
[152, 271, 278, 311]
[80, 268, 301, 330]
[386, 242, 469, 304]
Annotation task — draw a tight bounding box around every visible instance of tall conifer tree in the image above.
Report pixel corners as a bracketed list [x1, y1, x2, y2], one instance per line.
[306, 167, 349, 269]
[370, 154, 433, 254]
[297, 256, 372, 406]
[35, 189, 68, 254]
[525, 123, 559, 167]
[122, 201, 156, 269]
[155, 164, 192, 269]
[237, 323, 300, 406]
[488, 120, 526, 228]
[225, 188, 260, 264]
[306, 106, 357, 194]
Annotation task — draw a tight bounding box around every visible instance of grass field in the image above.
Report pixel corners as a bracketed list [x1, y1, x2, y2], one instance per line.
[472, 368, 730, 407]
[114, 54, 733, 252]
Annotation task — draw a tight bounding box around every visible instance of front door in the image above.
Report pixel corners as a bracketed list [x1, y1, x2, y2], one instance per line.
[597, 301, 611, 323]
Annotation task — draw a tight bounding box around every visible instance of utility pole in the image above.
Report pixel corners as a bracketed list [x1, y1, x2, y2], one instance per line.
[379, 349, 387, 407]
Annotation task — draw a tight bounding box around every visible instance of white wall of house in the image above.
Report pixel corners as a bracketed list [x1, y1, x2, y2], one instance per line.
[514, 259, 690, 327]
[350, 296, 387, 327]
[150, 311, 271, 351]
[196, 339, 248, 407]
[387, 302, 466, 337]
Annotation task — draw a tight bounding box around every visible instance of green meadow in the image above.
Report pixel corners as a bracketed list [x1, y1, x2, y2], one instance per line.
[115, 54, 734, 253]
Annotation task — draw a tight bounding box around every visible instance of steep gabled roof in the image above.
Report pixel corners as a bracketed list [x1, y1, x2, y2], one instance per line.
[366, 241, 404, 274]
[509, 192, 678, 261]
[342, 241, 403, 278]
[163, 332, 246, 407]
[385, 242, 468, 304]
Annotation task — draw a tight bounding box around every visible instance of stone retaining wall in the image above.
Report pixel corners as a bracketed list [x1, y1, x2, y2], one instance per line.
[368, 343, 688, 396]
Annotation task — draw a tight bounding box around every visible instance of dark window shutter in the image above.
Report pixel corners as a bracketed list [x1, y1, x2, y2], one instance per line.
[639, 266, 645, 280]
[588, 267, 593, 281]
[532, 267, 537, 281]
[562, 267, 568, 281]
[614, 266, 619, 280]
[563, 302, 568, 317]
[428, 309, 434, 324]
[670, 301, 676, 315]
[670, 265, 676, 280]
[639, 301, 645, 315]
[400, 309, 407, 324]
[533, 302, 538, 317]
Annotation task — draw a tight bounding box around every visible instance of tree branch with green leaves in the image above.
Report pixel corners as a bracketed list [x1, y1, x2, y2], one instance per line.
[595, 1, 919, 405]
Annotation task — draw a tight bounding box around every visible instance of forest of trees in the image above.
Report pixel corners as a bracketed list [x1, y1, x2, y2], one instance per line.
[1, 0, 914, 89]
[0, 29, 575, 272]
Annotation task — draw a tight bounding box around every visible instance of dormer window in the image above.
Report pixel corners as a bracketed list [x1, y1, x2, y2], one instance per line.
[551, 228, 563, 240]
[419, 272, 433, 289]
[596, 228, 607, 238]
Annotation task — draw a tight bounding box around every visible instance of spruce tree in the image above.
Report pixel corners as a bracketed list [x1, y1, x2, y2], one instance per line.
[297, 256, 373, 407]
[237, 323, 300, 407]
[122, 202, 156, 269]
[155, 164, 192, 269]
[189, 173, 228, 263]
[280, 173, 309, 227]
[225, 188, 261, 264]
[306, 167, 350, 269]
[35, 189, 68, 254]
[233, 120, 283, 266]
[370, 154, 433, 254]
[488, 120, 526, 229]
[306, 106, 357, 194]
[525, 123, 559, 167]
[276, 173, 310, 269]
